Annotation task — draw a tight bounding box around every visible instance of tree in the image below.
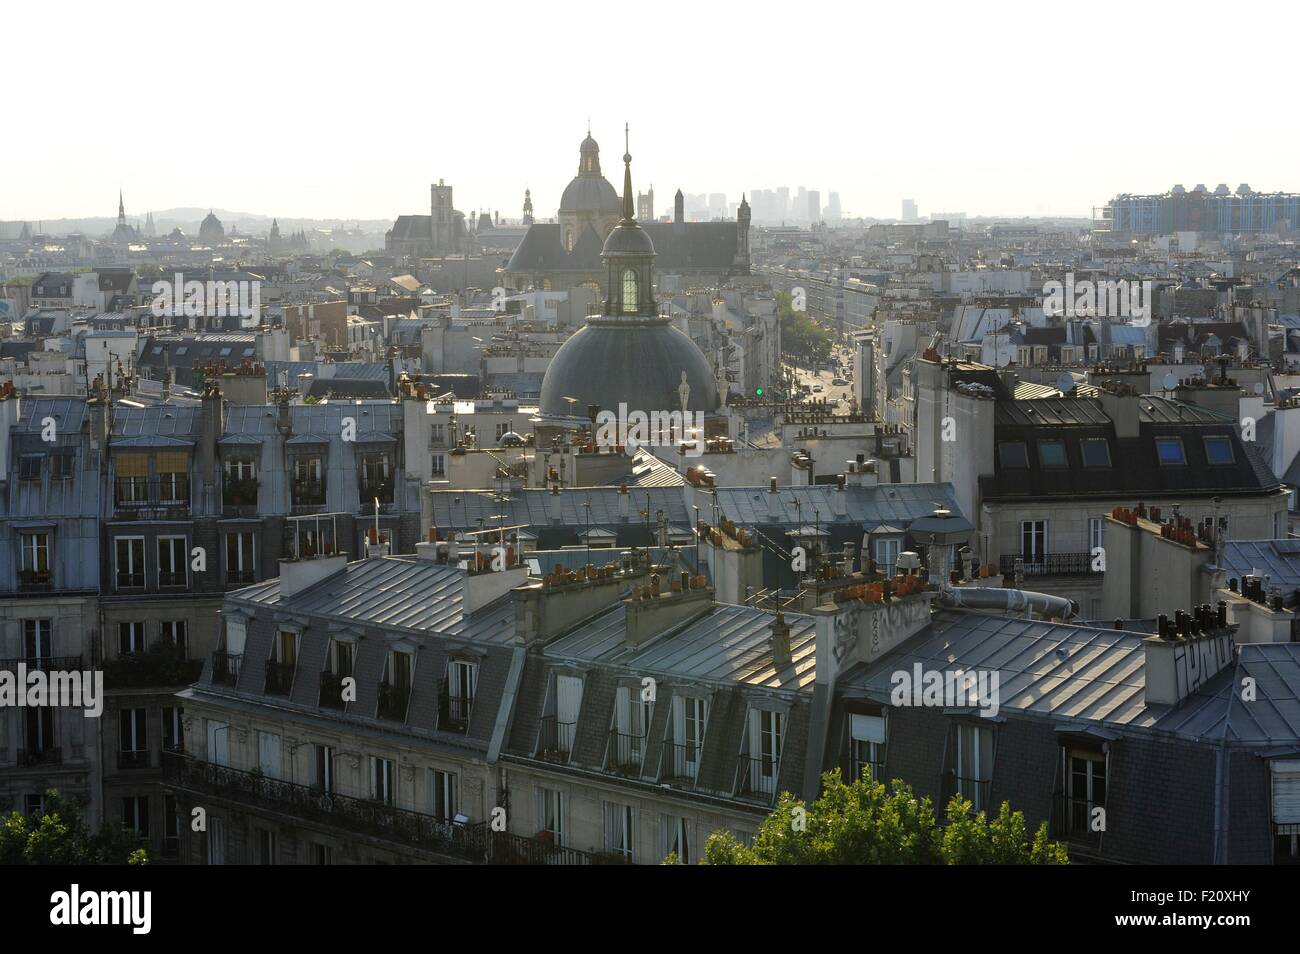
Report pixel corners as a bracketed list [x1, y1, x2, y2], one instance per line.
[776, 291, 833, 365]
[0, 789, 149, 865]
[699, 770, 1068, 865]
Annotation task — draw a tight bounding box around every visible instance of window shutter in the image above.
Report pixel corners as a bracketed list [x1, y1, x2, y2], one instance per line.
[850, 713, 886, 744]
[117, 454, 148, 477]
[1272, 760, 1300, 824]
[156, 451, 188, 473]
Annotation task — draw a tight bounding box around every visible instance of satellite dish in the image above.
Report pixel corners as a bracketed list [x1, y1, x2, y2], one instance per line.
[1163, 372, 1178, 390]
[1056, 372, 1075, 393]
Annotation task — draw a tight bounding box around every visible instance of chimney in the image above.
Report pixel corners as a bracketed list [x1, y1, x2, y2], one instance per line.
[770, 612, 792, 669]
[1143, 615, 1234, 706]
[546, 482, 561, 522]
[832, 474, 847, 518]
[278, 553, 347, 600]
[815, 590, 935, 688]
[1095, 381, 1141, 439]
[618, 483, 630, 520]
[767, 477, 780, 519]
[623, 577, 713, 647]
[0, 387, 20, 481]
[514, 563, 648, 646]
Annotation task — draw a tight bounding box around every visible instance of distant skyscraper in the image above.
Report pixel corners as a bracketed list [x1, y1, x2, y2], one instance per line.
[637, 185, 654, 222]
[776, 187, 790, 221]
[826, 192, 842, 221]
[902, 199, 918, 222]
[807, 190, 820, 224]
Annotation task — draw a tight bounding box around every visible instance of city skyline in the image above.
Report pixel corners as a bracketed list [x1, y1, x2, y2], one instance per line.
[8, 0, 1295, 222]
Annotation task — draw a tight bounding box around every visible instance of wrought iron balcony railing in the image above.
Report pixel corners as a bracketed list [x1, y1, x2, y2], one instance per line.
[659, 741, 702, 784]
[18, 747, 63, 767]
[537, 716, 576, 763]
[606, 730, 647, 777]
[264, 660, 295, 697]
[212, 651, 242, 687]
[114, 476, 190, 513]
[318, 670, 348, 710]
[735, 754, 781, 800]
[17, 569, 53, 592]
[118, 749, 151, 770]
[1053, 792, 1105, 849]
[0, 655, 82, 673]
[291, 479, 326, 507]
[438, 678, 472, 732]
[949, 774, 993, 813]
[377, 681, 410, 722]
[999, 552, 1101, 579]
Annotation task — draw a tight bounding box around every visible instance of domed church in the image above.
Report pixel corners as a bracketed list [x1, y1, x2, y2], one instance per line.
[504, 128, 750, 294]
[538, 131, 720, 425]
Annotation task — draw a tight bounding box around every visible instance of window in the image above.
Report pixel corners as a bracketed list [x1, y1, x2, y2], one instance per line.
[258, 731, 282, 780]
[23, 619, 52, 660]
[1088, 517, 1104, 556]
[621, 268, 638, 313]
[998, 442, 1029, 469]
[604, 801, 636, 861]
[430, 423, 446, 445]
[312, 843, 333, 865]
[162, 707, 184, 753]
[225, 457, 256, 481]
[158, 536, 187, 587]
[207, 817, 225, 865]
[1204, 435, 1234, 465]
[370, 756, 395, 805]
[745, 708, 784, 796]
[537, 788, 564, 846]
[954, 723, 994, 811]
[314, 745, 335, 793]
[430, 769, 458, 822]
[115, 537, 145, 588]
[379, 650, 413, 721]
[160, 620, 188, 658]
[156, 452, 188, 502]
[668, 695, 708, 781]
[19, 533, 50, 581]
[495, 421, 512, 441]
[51, 451, 75, 479]
[1080, 438, 1111, 468]
[121, 796, 149, 836]
[1155, 437, 1186, 466]
[848, 709, 887, 782]
[327, 639, 354, 678]
[119, 621, 146, 655]
[431, 454, 446, 476]
[119, 708, 147, 758]
[1037, 440, 1067, 468]
[267, 630, 298, 695]
[1021, 520, 1047, 563]
[873, 536, 901, 576]
[225, 532, 256, 584]
[1065, 749, 1107, 841]
[611, 684, 652, 770]
[206, 719, 229, 767]
[661, 815, 692, 865]
[445, 658, 476, 729]
[18, 455, 41, 481]
[542, 674, 582, 758]
[1272, 759, 1300, 864]
[257, 828, 277, 865]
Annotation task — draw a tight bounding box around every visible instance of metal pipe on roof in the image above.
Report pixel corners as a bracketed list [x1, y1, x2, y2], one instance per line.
[938, 585, 1078, 620]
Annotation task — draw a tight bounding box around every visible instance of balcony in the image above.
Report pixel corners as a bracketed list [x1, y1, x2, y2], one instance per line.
[114, 476, 190, 518]
[377, 681, 410, 722]
[162, 752, 485, 862]
[222, 477, 259, 516]
[606, 730, 647, 777]
[318, 670, 348, 710]
[0, 655, 82, 674]
[999, 552, 1100, 579]
[291, 479, 326, 512]
[438, 679, 472, 732]
[949, 774, 993, 813]
[115, 569, 145, 590]
[18, 747, 62, 767]
[659, 741, 701, 784]
[103, 644, 204, 690]
[17, 569, 53, 592]
[1053, 792, 1105, 850]
[537, 716, 575, 763]
[211, 651, 242, 687]
[118, 749, 151, 770]
[735, 754, 781, 801]
[359, 480, 394, 513]
[264, 660, 295, 697]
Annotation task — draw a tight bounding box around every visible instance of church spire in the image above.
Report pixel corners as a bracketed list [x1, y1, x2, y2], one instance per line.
[118, 190, 126, 226]
[621, 123, 634, 223]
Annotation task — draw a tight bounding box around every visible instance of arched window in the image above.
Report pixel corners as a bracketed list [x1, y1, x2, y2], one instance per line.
[621, 269, 638, 313]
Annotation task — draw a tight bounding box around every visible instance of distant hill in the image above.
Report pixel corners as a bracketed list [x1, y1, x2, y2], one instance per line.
[2, 208, 392, 238]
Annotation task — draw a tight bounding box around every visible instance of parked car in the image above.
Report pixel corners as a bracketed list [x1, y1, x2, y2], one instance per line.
[831, 377, 848, 386]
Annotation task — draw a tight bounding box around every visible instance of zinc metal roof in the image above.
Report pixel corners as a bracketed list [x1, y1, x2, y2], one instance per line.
[1221, 540, 1300, 592]
[228, 556, 512, 641]
[546, 601, 817, 692]
[111, 403, 203, 437]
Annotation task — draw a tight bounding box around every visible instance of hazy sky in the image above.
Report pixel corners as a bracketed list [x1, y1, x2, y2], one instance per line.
[10, 0, 1297, 224]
